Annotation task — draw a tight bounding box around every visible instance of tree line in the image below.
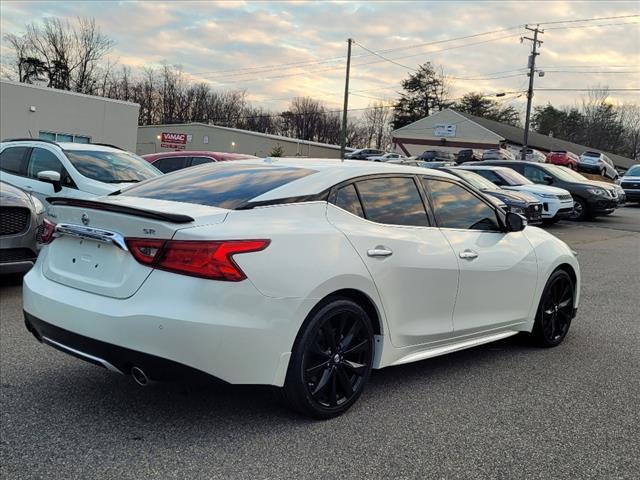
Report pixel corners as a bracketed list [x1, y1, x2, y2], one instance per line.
[2, 16, 638, 159]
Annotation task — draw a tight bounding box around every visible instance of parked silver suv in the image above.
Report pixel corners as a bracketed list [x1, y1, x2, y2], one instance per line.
[0, 182, 44, 274]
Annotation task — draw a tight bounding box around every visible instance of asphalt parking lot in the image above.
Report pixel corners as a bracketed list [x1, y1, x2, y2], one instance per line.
[1, 206, 639, 480]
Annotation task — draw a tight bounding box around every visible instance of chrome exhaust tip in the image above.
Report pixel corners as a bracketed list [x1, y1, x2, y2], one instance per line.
[131, 366, 149, 386]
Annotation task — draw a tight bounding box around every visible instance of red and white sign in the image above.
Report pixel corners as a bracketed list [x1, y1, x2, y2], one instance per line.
[161, 132, 187, 144]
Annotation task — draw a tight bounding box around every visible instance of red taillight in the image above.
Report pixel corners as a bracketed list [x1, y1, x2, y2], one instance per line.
[127, 238, 165, 265]
[125, 238, 270, 281]
[37, 218, 57, 245]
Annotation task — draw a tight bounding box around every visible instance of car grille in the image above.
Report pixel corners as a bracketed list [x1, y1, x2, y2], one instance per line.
[558, 194, 572, 201]
[0, 207, 30, 236]
[621, 182, 640, 189]
[0, 248, 36, 263]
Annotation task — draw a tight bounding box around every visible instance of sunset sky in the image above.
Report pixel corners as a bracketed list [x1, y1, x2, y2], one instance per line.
[1, 0, 638, 115]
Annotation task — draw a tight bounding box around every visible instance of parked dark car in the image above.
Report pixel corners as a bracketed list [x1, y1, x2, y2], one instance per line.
[344, 148, 385, 160]
[142, 151, 257, 174]
[546, 151, 579, 170]
[416, 150, 456, 162]
[0, 181, 45, 274]
[481, 160, 620, 220]
[618, 164, 640, 204]
[577, 151, 619, 180]
[456, 149, 480, 163]
[439, 167, 543, 224]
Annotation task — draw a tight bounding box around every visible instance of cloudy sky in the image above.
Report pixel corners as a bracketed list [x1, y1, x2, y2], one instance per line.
[1, 0, 638, 115]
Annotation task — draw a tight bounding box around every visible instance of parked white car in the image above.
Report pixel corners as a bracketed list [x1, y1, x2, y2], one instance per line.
[23, 158, 580, 418]
[458, 165, 574, 223]
[510, 147, 547, 163]
[365, 152, 407, 162]
[0, 139, 161, 206]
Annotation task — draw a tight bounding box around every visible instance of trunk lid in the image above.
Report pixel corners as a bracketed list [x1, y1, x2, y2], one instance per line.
[43, 196, 228, 298]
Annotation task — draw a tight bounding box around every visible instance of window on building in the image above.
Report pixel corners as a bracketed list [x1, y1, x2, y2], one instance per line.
[39, 131, 92, 143]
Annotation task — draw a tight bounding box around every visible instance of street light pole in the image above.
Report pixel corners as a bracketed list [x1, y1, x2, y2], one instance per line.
[340, 38, 353, 162]
[522, 25, 543, 160]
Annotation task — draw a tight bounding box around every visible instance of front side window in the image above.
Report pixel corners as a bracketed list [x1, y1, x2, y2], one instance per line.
[64, 150, 161, 183]
[333, 184, 364, 217]
[523, 165, 549, 184]
[0, 147, 29, 175]
[153, 156, 188, 173]
[28, 148, 64, 177]
[190, 157, 214, 166]
[355, 177, 429, 226]
[424, 178, 500, 231]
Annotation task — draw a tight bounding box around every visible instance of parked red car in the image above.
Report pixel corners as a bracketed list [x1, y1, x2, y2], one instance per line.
[546, 150, 579, 170]
[142, 151, 257, 173]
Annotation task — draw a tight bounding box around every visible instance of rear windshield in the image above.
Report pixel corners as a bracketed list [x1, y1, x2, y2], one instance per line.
[120, 164, 316, 209]
[65, 150, 161, 183]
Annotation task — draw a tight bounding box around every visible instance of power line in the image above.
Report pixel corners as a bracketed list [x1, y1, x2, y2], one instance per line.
[544, 21, 640, 30]
[352, 40, 416, 71]
[535, 88, 640, 91]
[535, 14, 640, 25]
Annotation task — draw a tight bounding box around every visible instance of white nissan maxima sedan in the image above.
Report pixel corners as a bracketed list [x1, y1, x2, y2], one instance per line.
[23, 158, 580, 418]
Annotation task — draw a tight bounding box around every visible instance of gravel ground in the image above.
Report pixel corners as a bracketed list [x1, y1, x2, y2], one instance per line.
[1, 207, 639, 479]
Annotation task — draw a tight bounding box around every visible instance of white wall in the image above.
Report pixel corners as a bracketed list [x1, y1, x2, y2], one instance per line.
[0, 80, 140, 151]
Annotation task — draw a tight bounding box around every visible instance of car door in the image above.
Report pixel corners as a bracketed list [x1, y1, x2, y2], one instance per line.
[423, 177, 538, 335]
[326, 176, 459, 347]
[24, 147, 78, 203]
[0, 146, 30, 191]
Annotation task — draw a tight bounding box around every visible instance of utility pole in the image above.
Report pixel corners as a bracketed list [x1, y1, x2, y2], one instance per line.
[340, 38, 353, 162]
[521, 25, 543, 160]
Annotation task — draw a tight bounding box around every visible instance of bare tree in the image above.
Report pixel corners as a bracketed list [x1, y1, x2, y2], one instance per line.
[362, 101, 391, 149]
[618, 104, 640, 160]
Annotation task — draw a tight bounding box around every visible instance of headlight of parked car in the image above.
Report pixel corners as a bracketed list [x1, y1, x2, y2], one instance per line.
[586, 187, 608, 197]
[510, 206, 526, 215]
[31, 196, 45, 215]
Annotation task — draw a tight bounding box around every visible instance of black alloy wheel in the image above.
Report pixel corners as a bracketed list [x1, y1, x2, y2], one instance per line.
[283, 298, 374, 419]
[531, 270, 575, 347]
[569, 197, 588, 221]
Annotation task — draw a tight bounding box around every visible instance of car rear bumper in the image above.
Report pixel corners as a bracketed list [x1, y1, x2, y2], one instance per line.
[578, 164, 601, 173]
[22, 259, 314, 386]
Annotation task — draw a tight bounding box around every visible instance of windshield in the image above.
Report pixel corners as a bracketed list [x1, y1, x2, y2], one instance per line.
[65, 150, 161, 183]
[497, 168, 533, 186]
[545, 164, 588, 182]
[625, 165, 640, 176]
[450, 169, 500, 190]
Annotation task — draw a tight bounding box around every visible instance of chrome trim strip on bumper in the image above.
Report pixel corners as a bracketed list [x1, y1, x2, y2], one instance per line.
[42, 336, 124, 374]
[54, 223, 128, 251]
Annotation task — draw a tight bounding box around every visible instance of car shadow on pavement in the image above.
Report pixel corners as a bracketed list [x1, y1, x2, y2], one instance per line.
[15, 335, 542, 428]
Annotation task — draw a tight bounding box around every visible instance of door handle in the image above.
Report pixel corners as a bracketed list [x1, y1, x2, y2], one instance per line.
[367, 247, 393, 257]
[459, 249, 479, 260]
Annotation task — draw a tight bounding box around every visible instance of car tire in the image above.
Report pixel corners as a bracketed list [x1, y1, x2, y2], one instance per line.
[282, 298, 374, 419]
[530, 269, 575, 347]
[569, 197, 588, 221]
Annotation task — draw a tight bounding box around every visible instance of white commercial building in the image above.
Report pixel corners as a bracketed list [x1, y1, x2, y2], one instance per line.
[0, 80, 140, 151]
[137, 123, 347, 158]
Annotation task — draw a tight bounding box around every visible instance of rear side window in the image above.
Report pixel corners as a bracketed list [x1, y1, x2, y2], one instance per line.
[355, 177, 429, 226]
[153, 156, 188, 173]
[122, 164, 316, 209]
[0, 147, 29, 175]
[334, 184, 364, 217]
[424, 178, 500, 231]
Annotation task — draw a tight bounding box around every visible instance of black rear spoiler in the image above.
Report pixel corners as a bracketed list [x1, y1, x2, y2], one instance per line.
[46, 197, 194, 223]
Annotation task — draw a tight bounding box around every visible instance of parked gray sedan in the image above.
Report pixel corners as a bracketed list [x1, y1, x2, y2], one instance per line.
[0, 182, 44, 274]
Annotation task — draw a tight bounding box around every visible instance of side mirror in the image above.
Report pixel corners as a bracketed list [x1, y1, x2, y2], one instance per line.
[37, 170, 62, 193]
[543, 175, 554, 185]
[505, 211, 527, 232]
